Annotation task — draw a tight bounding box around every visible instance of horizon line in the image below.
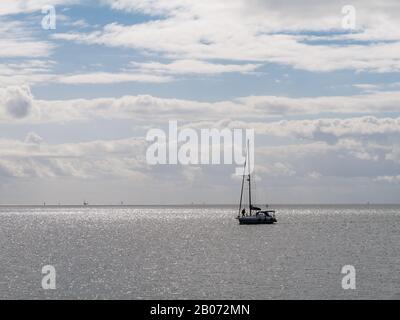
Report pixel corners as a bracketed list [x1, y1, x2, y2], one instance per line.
[0, 203, 399, 207]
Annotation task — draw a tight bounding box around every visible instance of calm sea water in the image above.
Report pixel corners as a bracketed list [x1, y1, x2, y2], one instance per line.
[1, 205, 399, 300]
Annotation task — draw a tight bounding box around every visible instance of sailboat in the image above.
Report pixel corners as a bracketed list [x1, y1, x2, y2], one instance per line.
[236, 141, 277, 225]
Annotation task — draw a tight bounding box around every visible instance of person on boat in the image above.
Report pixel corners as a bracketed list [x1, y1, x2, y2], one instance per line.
[241, 208, 246, 217]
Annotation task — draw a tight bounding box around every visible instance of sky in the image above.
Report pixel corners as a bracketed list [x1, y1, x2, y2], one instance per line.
[0, 0, 400, 205]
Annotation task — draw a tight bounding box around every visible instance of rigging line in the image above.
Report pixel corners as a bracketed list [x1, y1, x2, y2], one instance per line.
[238, 147, 247, 217]
[253, 153, 258, 207]
[247, 139, 252, 213]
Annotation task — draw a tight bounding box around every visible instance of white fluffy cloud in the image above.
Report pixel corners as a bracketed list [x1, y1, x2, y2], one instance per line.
[0, 86, 36, 119]
[0, 60, 55, 87]
[257, 162, 296, 177]
[1, 86, 400, 123]
[0, 0, 77, 16]
[0, 21, 54, 58]
[53, 0, 400, 73]
[58, 72, 173, 84]
[0, 128, 396, 182]
[234, 117, 400, 140]
[237, 93, 400, 116]
[130, 60, 261, 75]
[375, 175, 400, 183]
[0, 134, 148, 179]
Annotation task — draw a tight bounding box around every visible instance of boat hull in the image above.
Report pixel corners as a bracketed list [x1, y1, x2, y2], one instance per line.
[238, 216, 276, 225]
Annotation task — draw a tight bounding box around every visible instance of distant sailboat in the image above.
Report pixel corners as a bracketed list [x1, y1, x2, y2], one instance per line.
[236, 140, 277, 225]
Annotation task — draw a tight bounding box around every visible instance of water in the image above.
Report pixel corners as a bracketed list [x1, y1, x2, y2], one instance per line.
[1, 205, 399, 300]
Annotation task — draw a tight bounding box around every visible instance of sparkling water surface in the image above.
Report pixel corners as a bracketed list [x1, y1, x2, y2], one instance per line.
[1, 205, 399, 299]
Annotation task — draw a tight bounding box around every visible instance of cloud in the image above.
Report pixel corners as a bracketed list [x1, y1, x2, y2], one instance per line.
[0, 86, 35, 119]
[0, 62, 174, 87]
[56, 60, 260, 85]
[240, 116, 400, 140]
[0, 60, 55, 86]
[308, 171, 322, 179]
[375, 175, 400, 183]
[237, 92, 400, 116]
[385, 146, 400, 163]
[0, 134, 206, 184]
[257, 162, 296, 177]
[54, 0, 400, 73]
[57, 72, 173, 84]
[0, 20, 56, 87]
[0, 38, 54, 59]
[2, 85, 400, 123]
[0, 122, 398, 203]
[0, 20, 54, 58]
[0, 135, 148, 179]
[0, 87, 399, 187]
[25, 132, 44, 144]
[131, 59, 261, 75]
[353, 84, 381, 91]
[353, 82, 400, 92]
[226, 116, 400, 165]
[0, 0, 77, 16]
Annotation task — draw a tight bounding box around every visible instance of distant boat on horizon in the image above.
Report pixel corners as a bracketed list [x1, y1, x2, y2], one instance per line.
[236, 140, 277, 225]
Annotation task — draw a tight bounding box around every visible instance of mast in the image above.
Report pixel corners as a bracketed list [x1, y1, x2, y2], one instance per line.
[247, 140, 252, 214]
[238, 149, 247, 216]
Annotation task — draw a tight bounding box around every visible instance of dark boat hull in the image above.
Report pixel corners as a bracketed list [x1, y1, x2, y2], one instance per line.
[238, 216, 276, 225]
